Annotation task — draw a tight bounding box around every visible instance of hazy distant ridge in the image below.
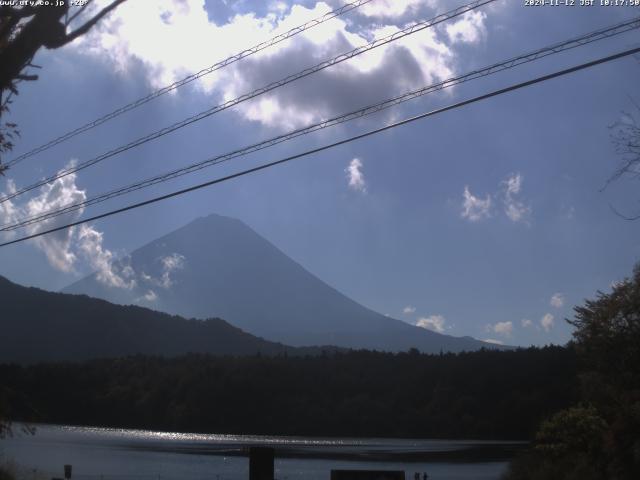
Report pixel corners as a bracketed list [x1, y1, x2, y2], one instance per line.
[65, 214, 499, 353]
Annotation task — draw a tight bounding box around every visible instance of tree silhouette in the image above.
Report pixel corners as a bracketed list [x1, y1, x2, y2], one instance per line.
[0, 0, 127, 174]
[0, 0, 127, 434]
[505, 263, 640, 480]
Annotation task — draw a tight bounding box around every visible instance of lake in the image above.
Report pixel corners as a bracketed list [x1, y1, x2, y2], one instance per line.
[0, 424, 523, 480]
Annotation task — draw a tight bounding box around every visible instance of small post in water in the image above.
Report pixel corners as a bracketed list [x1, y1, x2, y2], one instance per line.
[249, 446, 275, 480]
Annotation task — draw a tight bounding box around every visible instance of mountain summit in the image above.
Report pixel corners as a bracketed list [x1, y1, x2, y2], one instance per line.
[65, 214, 496, 353]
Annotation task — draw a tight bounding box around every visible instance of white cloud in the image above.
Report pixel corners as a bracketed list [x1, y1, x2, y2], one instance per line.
[458, 174, 532, 224]
[359, 0, 424, 18]
[346, 158, 366, 192]
[72, 0, 486, 130]
[550, 293, 565, 309]
[541, 313, 555, 332]
[461, 186, 491, 222]
[504, 172, 522, 194]
[3, 179, 17, 196]
[416, 314, 446, 333]
[502, 173, 531, 224]
[270, 1, 289, 15]
[0, 163, 134, 288]
[486, 321, 513, 337]
[0, 180, 20, 240]
[159, 253, 186, 288]
[76, 226, 136, 289]
[135, 289, 158, 304]
[20, 168, 86, 273]
[143, 290, 158, 302]
[483, 338, 504, 345]
[521, 318, 533, 328]
[403, 305, 416, 315]
[446, 11, 487, 44]
[73, 0, 248, 90]
[139, 253, 187, 290]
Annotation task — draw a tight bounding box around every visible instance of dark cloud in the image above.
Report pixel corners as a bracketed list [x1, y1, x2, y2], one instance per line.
[221, 31, 447, 129]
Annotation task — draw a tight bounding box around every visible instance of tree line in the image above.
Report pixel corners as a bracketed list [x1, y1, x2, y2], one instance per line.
[1, 346, 577, 440]
[504, 264, 640, 480]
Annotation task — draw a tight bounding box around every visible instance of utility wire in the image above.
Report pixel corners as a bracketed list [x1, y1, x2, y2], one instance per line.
[4, 0, 376, 168]
[3, 16, 638, 233]
[0, 0, 496, 205]
[1, 45, 638, 249]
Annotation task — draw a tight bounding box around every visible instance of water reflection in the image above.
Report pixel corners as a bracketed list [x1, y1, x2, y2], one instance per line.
[0, 424, 523, 480]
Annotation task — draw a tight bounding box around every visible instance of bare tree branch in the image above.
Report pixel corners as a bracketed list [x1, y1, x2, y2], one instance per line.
[0, 0, 127, 173]
[15, 73, 38, 82]
[609, 203, 640, 221]
[64, 0, 126, 44]
[603, 103, 640, 190]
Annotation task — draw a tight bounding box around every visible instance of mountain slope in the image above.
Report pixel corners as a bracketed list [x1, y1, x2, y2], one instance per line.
[65, 214, 498, 353]
[0, 275, 321, 364]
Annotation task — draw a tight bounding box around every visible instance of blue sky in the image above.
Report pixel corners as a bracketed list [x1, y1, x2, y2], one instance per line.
[1, 0, 639, 347]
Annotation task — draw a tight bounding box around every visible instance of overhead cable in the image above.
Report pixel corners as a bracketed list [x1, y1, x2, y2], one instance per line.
[3, 16, 638, 232]
[3, 0, 376, 168]
[0, 0, 496, 204]
[1, 45, 638, 249]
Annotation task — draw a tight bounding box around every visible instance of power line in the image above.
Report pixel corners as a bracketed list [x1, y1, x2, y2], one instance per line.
[3, 16, 638, 233]
[1, 45, 637, 249]
[0, 0, 496, 205]
[3, 0, 376, 168]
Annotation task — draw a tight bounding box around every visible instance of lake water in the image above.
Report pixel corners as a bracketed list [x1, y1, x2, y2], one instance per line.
[0, 424, 523, 480]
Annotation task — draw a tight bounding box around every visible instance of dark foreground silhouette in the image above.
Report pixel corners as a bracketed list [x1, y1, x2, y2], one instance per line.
[1, 346, 576, 440]
[504, 264, 640, 480]
[0, 275, 339, 363]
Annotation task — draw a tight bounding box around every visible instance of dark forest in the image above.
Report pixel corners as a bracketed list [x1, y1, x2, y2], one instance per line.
[1, 346, 576, 440]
